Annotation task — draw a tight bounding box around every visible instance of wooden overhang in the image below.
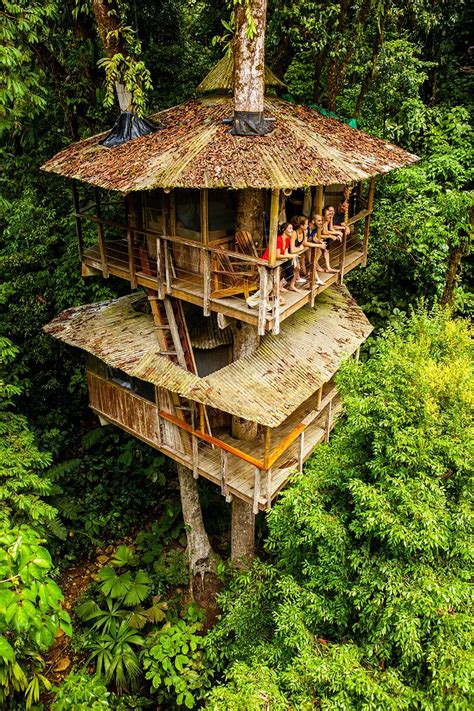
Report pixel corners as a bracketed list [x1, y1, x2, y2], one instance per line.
[41, 96, 418, 192]
[44, 285, 373, 427]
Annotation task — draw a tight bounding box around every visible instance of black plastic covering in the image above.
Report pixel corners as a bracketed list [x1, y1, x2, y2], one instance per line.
[228, 110, 274, 136]
[100, 112, 160, 148]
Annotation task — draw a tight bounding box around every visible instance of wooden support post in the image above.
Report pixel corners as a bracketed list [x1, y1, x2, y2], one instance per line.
[127, 228, 137, 288]
[316, 384, 323, 410]
[164, 240, 172, 294]
[257, 265, 268, 336]
[71, 181, 84, 260]
[199, 403, 205, 433]
[338, 231, 347, 284]
[94, 187, 109, 277]
[266, 468, 272, 510]
[200, 189, 209, 245]
[203, 250, 211, 316]
[156, 408, 162, 446]
[309, 247, 318, 307]
[315, 186, 324, 216]
[253, 467, 261, 514]
[263, 427, 272, 470]
[220, 449, 228, 498]
[298, 431, 305, 473]
[268, 188, 280, 267]
[355, 346, 360, 362]
[325, 400, 332, 443]
[156, 237, 165, 299]
[272, 265, 281, 335]
[192, 434, 199, 479]
[169, 191, 176, 235]
[363, 177, 375, 267]
[311, 186, 324, 307]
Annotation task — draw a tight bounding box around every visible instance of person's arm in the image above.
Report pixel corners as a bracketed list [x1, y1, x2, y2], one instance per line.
[290, 232, 305, 255]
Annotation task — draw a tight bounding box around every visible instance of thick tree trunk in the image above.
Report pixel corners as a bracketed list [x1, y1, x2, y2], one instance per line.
[440, 245, 463, 307]
[354, 23, 385, 118]
[232, 0, 270, 135]
[231, 498, 256, 567]
[176, 464, 219, 621]
[236, 188, 264, 248]
[92, 0, 132, 111]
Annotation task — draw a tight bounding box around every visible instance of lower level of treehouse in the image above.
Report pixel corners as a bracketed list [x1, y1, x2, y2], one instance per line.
[87, 369, 340, 511]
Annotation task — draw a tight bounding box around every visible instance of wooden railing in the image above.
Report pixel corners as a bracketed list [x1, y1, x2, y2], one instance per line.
[74, 208, 371, 335]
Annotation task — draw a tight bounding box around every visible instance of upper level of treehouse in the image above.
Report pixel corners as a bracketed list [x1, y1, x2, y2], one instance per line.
[42, 57, 417, 334]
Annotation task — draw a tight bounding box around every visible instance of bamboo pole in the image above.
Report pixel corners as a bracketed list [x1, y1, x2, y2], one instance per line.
[156, 237, 165, 299]
[164, 240, 172, 294]
[311, 186, 324, 307]
[266, 469, 272, 510]
[363, 177, 375, 267]
[263, 427, 272, 469]
[298, 431, 305, 473]
[203, 250, 211, 316]
[221, 449, 229, 497]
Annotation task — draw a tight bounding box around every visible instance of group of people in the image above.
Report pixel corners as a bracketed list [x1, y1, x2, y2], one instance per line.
[261, 196, 350, 294]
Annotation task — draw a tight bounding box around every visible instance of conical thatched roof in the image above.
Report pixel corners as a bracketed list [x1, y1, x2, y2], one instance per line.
[196, 52, 286, 94]
[42, 96, 418, 192]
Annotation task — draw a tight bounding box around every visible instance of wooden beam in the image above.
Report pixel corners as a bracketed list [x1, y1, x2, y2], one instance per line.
[163, 298, 187, 370]
[71, 181, 84, 259]
[159, 410, 265, 469]
[316, 384, 323, 410]
[263, 427, 272, 469]
[363, 177, 375, 267]
[127, 229, 137, 288]
[199, 403, 205, 433]
[169, 191, 176, 235]
[267, 408, 319, 469]
[164, 240, 172, 294]
[268, 188, 280, 267]
[338, 231, 348, 284]
[257, 266, 268, 336]
[200, 189, 209, 245]
[192, 433, 199, 479]
[325, 400, 332, 443]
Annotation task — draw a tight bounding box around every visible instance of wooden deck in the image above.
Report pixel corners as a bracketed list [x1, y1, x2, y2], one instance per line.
[82, 238, 364, 330]
[87, 371, 340, 511]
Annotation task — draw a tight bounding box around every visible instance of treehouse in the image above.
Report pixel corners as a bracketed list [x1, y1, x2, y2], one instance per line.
[41, 56, 418, 336]
[43, 51, 417, 552]
[44, 286, 372, 512]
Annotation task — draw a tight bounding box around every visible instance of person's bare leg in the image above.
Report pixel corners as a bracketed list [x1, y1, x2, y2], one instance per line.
[324, 247, 337, 273]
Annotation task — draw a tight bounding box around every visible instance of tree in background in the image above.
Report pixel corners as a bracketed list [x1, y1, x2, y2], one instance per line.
[206, 308, 473, 708]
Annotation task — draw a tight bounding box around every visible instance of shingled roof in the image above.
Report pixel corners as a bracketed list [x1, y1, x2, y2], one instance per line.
[44, 286, 373, 427]
[41, 95, 418, 192]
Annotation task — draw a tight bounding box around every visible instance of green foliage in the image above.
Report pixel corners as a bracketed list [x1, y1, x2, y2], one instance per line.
[143, 618, 211, 708]
[52, 669, 112, 710]
[208, 310, 473, 708]
[87, 619, 145, 693]
[0, 525, 71, 708]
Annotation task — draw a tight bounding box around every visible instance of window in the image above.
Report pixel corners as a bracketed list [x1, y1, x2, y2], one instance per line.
[175, 189, 201, 239]
[208, 190, 236, 238]
[108, 367, 156, 403]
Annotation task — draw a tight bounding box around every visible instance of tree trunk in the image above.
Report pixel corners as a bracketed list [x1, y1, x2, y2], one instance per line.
[236, 188, 264, 248]
[354, 22, 385, 118]
[231, 498, 256, 567]
[91, 0, 132, 111]
[176, 464, 219, 622]
[232, 0, 270, 135]
[440, 245, 463, 307]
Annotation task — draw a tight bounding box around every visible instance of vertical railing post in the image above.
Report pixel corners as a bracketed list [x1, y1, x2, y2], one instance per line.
[363, 177, 375, 267]
[164, 240, 172, 294]
[71, 180, 84, 260]
[316, 384, 323, 410]
[203, 249, 211, 316]
[156, 237, 165, 299]
[338, 231, 347, 284]
[127, 228, 137, 288]
[94, 187, 109, 277]
[200, 189, 209, 245]
[220, 449, 228, 498]
[272, 265, 281, 335]
[266, 468, 272, 510]
[253, 467, 261, 514]
[311, 185, 324, 307]
[298, 430, 305, 473]
[268, 188, 280, 267]
[257, 265, 268, 336]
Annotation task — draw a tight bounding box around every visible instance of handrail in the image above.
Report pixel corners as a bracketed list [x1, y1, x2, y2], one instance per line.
[74, 211, 270, 267]
[347, 208, 372, 226]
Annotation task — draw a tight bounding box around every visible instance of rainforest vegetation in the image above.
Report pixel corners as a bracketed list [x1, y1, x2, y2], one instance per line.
[1, 0, 472, 708]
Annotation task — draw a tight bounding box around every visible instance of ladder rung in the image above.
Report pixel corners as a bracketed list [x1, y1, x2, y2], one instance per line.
[160, 350, 177, 356]
[155, 324, 171, 329]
